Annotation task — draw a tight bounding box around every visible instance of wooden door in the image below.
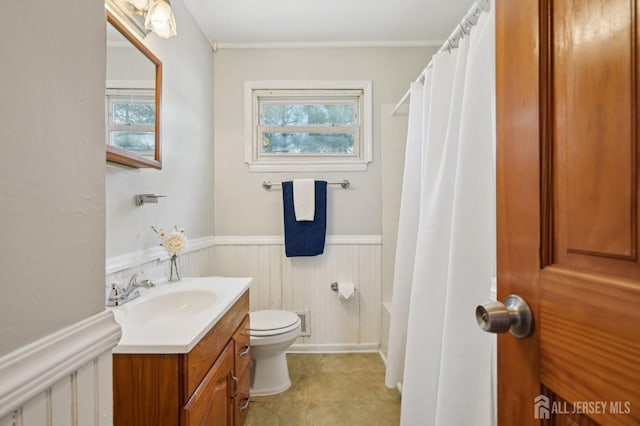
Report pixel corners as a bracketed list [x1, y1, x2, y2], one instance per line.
[496, 0, 640, 425]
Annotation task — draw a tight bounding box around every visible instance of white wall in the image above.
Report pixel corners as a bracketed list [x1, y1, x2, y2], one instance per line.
[0, 0, 106, 356]
[106, 0, 216, 259]
[213, 47, 433, 236]
[211, 46, 433, 349]
[106, 43, 154, 82]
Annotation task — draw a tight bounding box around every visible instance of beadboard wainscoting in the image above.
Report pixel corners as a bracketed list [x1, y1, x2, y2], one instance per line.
[212, 236, 382, 352]
[0, 311, 121, 426]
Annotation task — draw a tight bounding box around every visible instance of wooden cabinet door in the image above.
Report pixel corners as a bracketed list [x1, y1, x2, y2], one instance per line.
[182, 342, 234, 426]
[496, 0, 640, 424]
[113, 354, 181, 426]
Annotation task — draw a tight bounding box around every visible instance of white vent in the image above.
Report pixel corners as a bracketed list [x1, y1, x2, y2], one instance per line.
[294, 310, 311, 336]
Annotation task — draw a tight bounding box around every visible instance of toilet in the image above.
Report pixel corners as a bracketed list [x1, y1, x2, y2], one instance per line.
[249, 310, 301, 396]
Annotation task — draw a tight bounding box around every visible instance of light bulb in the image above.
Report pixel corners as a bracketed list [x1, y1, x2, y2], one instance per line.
[144, 0, 177, 39]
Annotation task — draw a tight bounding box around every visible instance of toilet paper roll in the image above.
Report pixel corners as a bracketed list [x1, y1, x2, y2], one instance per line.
[337, 282, 356, 300]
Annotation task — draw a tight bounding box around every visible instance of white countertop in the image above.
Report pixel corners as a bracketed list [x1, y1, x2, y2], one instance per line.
[110, 276, 252, 354]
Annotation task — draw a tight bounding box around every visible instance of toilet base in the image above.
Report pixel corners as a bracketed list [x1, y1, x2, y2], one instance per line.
[250, 349, 292, 396]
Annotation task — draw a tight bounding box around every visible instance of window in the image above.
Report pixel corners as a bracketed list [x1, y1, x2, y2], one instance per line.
[245, 81, 372, 172]
[106, 88, 156, 155]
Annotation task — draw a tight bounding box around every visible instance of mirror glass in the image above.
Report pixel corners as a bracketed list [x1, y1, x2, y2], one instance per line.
[106, 11, 162, 169]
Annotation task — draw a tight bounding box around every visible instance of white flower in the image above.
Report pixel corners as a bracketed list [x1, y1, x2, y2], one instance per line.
[152, 225, 187, 257]
[163, 231, 187, 256]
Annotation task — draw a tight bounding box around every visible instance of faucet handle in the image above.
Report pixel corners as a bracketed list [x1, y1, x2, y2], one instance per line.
[139, 279, 155, 288]
[109, 283, 121, 297]
[127, 272, 154, 290]
[127, 272, 143, 288]
[107, 283, 123, 307]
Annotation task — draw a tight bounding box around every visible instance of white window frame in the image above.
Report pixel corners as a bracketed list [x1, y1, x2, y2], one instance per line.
[244, 81, 373, 172]
[105, 88, 155, 155]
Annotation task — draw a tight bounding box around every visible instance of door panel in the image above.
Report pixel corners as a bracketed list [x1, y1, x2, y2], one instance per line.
[497, 0, 640, 424]
[540, 267, 640, 425]
[553, 0, 639, 267]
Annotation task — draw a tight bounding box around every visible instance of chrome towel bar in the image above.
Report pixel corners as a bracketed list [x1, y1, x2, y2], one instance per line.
[262, 180, 350, 190]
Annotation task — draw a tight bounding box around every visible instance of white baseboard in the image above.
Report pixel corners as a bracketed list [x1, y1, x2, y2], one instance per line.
[0, 311, 121, 418]
[379, 349, 388, 366]
[288, 343, 380, 353]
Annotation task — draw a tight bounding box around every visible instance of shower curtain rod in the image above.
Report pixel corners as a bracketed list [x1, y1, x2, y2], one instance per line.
[391, 0, 490, 116]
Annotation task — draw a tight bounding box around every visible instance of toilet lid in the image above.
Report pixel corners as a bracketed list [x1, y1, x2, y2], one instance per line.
[249, 310, 300, 333]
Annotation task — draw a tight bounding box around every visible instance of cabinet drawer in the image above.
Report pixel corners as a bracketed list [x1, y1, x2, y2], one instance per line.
[234, 315, 251, 375]
[183, 292, 249, 399]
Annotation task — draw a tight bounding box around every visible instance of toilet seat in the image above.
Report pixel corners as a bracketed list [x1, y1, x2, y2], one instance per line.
[250, 310, 300, 337]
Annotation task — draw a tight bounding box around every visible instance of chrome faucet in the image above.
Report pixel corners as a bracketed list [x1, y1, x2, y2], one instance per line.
[106, 272, 154, 307]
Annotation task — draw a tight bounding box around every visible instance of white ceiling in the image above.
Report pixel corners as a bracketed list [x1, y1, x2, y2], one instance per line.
[183, 0, 478, 47]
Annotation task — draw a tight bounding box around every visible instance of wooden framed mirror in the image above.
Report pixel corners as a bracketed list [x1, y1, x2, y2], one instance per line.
[106, 10, 162, 169]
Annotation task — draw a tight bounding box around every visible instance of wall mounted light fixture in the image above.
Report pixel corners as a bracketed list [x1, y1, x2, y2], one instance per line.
[126, 0, 177, 39]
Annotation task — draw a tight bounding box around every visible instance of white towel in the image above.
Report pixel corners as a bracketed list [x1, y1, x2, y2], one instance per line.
[293, 179, 315, 221]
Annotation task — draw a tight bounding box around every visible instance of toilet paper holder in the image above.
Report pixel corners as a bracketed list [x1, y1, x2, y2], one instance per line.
[330, 282, 357, 293]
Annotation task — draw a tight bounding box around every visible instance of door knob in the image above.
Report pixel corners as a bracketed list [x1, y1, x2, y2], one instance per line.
[475, 294, 533, 338]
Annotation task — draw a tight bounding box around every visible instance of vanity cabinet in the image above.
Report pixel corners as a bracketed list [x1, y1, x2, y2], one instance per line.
[113, 291, 250, 426]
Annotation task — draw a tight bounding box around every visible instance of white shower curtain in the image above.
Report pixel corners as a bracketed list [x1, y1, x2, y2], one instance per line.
[384, 79, 428, 390]
[385, 7, 496, 426]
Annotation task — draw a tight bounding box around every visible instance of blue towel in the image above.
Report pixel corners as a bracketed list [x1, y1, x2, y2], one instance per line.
[282, 180, 327, 257]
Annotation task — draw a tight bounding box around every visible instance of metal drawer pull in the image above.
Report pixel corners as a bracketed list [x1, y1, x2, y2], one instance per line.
[239, 344, 250, 357]
[231, 374, 238, 398]
[239, 397, 250, 411]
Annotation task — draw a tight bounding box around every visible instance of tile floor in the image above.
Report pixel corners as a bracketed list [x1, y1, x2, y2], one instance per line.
[245, 353, 401, 426]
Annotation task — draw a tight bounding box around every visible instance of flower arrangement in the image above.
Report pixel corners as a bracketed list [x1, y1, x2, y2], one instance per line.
[152, 225, 187, 281]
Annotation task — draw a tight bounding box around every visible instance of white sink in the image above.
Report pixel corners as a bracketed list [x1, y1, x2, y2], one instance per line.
[110, 277, 252, 354]
[123, 290, 218, 322]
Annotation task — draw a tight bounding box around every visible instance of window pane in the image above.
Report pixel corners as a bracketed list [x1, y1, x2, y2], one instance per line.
[110, 131, 155, 154]
[113, 103, 155, 125]
[262, 132, 354, 154]
[263, 104, 354, 126]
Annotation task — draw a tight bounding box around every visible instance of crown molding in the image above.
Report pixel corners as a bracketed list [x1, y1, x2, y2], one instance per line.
[215, 40, 443, 50]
